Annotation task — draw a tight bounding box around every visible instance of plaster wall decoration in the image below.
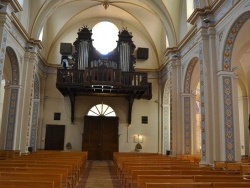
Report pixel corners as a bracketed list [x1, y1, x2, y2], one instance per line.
[37, 60, 47, 73]
[163, 80, 171, 154]
[0, 28, 7, 79]
[220, 11, 250, 161]
[183, 57, 198, 154]
[5, 47, 20, 150]
[184, 58, 198, 93]
[29, 75, 40, 151]
[193, 0, 200, 9]
[169, 65, 173, 153]
[219, 30, 224, 43]
[181, 59, 189, 77]
[184, 97, 191, 154]
[223, 11, 250, 71]
[198, 42, 206, 162]
[8, 26, 26, 49]
[223, 76, 235, 161]
[214, 0, 235, 23]
[148, 72, 159, 79]
[46, 67, 57, 74]
[181, 36, 198, 57]
[5, 89, 18, 149]
[25, 63, 36, 151]
[162, 62, 173, 153]
[245, 1, 250, 7]
[159, 63, 170, 83]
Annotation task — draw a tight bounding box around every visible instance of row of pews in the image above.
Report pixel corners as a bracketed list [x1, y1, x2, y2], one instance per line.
[0, 150, 21, 160]
[113, 152, 250, 188]
[0, 150, 88, 188]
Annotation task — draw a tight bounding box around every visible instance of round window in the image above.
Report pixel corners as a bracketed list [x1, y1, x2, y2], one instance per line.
[92, 21, 119, 55]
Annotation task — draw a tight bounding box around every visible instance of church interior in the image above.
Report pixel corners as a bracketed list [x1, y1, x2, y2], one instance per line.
[1, 0, 250, 187]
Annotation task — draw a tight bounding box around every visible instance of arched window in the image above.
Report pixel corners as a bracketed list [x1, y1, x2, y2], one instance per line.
[39, 27, 44, 41]
[187, 1, 194, 18]
[92, 21, 119, 55]
[87, 103, 116, 116]
[18, 0, 23, 7]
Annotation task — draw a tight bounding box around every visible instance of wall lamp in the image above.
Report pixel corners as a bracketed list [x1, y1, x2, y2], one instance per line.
[134, 134, 143, 143]
[202, 17, 212, 24]
[134, 134, 143, 152]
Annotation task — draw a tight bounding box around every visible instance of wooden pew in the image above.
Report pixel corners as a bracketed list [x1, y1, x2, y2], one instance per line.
[137, 175, 195, 188]
[0, 179, 54, 188]
[145, 182, 250, 188]
[212, 182, 250, 187]
[0, 174, 61, 188]
[12, 151, 86, 186]
[0, 150, 88, 188]
[123, 164, 210, 186]
[137, 175, 248, 188]
[0, 150, 20, 160]
[214, 161, 226, 170]
[126, 169, 241, 187]
[0, 166, 71, 187]
[145, 182, 213, 188]
[121, 162, 200, 183]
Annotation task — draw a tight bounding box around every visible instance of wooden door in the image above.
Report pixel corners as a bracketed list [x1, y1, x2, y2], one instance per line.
[82, 116, 118, 160]
[44, 125, 65, 150]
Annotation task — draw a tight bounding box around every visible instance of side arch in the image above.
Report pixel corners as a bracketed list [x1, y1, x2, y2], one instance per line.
[183, 57, 199, 154]
[221, 11, 250, 161]
[4, 47, 20, 149]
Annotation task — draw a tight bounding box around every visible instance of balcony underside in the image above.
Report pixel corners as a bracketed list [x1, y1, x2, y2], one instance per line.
[56, 68, 152, 123]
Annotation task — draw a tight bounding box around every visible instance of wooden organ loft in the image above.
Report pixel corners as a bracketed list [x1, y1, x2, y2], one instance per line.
[56, 26, 152, 123]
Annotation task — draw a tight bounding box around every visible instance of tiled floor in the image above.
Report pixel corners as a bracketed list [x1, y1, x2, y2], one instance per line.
[74, 160, 122, 188]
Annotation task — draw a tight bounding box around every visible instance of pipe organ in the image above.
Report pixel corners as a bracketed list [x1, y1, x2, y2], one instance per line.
[56, 25, 151, 123]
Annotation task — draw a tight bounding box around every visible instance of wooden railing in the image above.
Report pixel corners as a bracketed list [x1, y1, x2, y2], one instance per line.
[56, 68, 148, 87]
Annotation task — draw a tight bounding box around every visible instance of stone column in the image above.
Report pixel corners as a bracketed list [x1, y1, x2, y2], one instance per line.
[18, 47, 38, 153]
[169, 59, 182, 155]
[181, 93, 193, 154]
[3, 84, 21, 150]
[196, 27, 219, 164]
[217, 70, 241, 161]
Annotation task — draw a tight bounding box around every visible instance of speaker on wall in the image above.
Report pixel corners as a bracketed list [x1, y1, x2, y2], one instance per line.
[60, 43, 72, 55]
[137, 47, 149, 60]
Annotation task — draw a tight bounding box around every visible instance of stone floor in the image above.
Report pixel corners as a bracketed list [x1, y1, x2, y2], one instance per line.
[74, 160, 122, 188]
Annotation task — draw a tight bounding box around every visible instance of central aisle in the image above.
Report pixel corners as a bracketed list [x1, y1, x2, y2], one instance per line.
[75, 160, 122, 188]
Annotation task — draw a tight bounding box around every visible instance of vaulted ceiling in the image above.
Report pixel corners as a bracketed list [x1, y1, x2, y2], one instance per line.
[27, 0, 184, 69]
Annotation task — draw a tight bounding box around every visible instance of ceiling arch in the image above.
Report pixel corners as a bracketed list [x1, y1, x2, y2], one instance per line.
[29, 0, 182, 69]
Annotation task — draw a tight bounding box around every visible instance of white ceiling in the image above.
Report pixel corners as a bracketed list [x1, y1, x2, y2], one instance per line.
[28, 0, 183, 69]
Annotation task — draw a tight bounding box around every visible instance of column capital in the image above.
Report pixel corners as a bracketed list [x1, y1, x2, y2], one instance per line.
[217, 70, 238, 79]
[181, 93, 192, 97]
[4, 84, 21, 90]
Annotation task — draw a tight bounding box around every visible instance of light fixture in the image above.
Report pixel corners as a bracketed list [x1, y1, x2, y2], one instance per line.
[134, 134, 143, 143]
[172, 53, 179, 58]
[103, 0, 109, 10]
[202, 17, 212, 24]
[134, 134, 143, 152]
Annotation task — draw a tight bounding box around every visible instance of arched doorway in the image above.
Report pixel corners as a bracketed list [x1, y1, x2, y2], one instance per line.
[82, 103, 118, 160]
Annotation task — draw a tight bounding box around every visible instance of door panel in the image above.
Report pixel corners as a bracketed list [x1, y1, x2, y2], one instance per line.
[45, 125, 65, 150]
[82, 116, 118, 160]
